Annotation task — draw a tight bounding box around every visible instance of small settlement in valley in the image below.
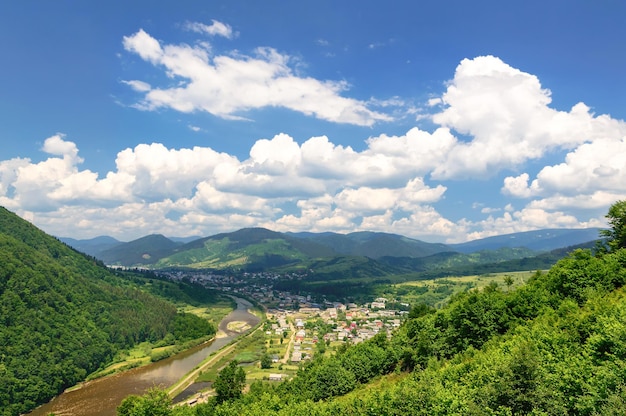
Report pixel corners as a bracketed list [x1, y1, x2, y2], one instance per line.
[163, 270, 408, 382]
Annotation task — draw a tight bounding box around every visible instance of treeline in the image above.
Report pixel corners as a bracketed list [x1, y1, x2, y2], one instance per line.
[0, 208, 217, 416]
[125, 237, 626, 413]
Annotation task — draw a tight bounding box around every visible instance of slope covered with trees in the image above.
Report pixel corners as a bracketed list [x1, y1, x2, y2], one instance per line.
[0, 207, 214, 416]
[122, 202, 626, 415]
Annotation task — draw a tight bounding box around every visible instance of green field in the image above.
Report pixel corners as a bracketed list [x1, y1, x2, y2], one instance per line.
[381, 270, 538, 308]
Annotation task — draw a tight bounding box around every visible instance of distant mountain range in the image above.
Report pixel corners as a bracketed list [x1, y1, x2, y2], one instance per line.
[60, 227, 603, 271]
[60, 235, 121, 257]
[448, 228, 602, 253]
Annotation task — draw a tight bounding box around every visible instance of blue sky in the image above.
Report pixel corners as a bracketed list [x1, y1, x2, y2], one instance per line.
[1, 1, 625, 242]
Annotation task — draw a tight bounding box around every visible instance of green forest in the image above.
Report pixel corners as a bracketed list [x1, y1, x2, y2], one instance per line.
[0, 207, 220, 416]
[120, 202, 626, 415]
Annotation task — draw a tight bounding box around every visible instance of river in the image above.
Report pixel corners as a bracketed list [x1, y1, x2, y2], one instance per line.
[27, 297, 260, 416]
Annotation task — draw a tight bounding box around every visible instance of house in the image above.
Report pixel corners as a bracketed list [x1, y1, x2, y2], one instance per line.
[335, 328, 350, 340]
[323, 332, 337, 342]
[269, 373, 284, 381]
[295, 329, 306, 341]
[291, 351, 302, 362]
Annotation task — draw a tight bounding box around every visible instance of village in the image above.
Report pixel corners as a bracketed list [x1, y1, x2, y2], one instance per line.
[162, 269, 409, 383]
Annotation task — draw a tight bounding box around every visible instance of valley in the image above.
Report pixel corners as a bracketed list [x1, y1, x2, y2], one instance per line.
[1, 202, 621, 416]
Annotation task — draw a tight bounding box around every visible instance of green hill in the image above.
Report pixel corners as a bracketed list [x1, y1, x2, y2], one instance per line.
[155, 227, 335, 269]
[74, 227, 602, 273]
[289, 230, 451, 259]
[0, 207, 182, 416]
[125, 228, 451, 270]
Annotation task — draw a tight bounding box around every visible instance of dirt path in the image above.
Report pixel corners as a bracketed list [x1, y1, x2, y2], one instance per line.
[281, 321, 296, 363]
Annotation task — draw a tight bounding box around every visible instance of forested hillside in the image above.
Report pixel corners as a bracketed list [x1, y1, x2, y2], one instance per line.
[121, 202, 626, 415]
[0, 207, 213, 416]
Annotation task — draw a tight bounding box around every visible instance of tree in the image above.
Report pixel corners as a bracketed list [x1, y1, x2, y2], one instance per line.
[214, 360, 246, 403]
[504, 275, 514, 291]
[117, 388, 171, 416]
[601, 200, 626, 251]
[260, 353, 272, 369]
[408, 303, 435, 319]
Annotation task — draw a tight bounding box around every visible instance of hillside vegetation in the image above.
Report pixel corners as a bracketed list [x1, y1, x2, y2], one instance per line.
[67, 227, 601, 272]
[0, 207, 218, 416]
[70, 228, 603, 297]
[120, 202, 626, 416]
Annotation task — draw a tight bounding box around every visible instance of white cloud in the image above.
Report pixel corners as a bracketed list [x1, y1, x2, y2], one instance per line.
[431, 56, 626, 179]
[184, 20, 236, 39]
[122, 29, 163, 63]
[42, 134, 82, 161]
[502, 173, 535, 198]
[121, 29, 391, 126]
[122, 80, 151, 92]
[1, 131, 454, 239]
[0, 157, 31, 202]
[529, 137, 626, 196]
[6, 56, 626, 242]
[480, 207, 501, 214]
[502, 136, 626, 216]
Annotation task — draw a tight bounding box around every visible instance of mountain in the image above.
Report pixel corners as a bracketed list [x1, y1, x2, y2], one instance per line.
[98, 234, 182, 267]
[85, 227, 602, 271]
[154, 228, 450, 270]
[449, 228, 602, 253]
[288, 231, 451, 259]
[156, 227, 336, 270]
[59, 235, 121, 257]
[0, 207, 179, 416]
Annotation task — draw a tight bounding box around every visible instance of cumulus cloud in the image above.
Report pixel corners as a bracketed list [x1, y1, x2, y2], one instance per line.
[431, 56, 626, 179]
[0, 157, 31, 200]
[122, 29, 163, 63]
[1, 131, 454, 240]
[121, 29, 391, 126]
[5, 56, 626, 241]
[501, 136, 626, 218]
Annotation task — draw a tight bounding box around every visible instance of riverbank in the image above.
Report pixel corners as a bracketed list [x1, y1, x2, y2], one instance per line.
[169, 297, 264, 401]
[76, 299, 235, 384]
[27, 296, 260, 416]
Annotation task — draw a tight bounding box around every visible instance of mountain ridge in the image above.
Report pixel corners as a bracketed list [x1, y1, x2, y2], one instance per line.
[61, 227, 602, 269]
[449, 227, 602, 253]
